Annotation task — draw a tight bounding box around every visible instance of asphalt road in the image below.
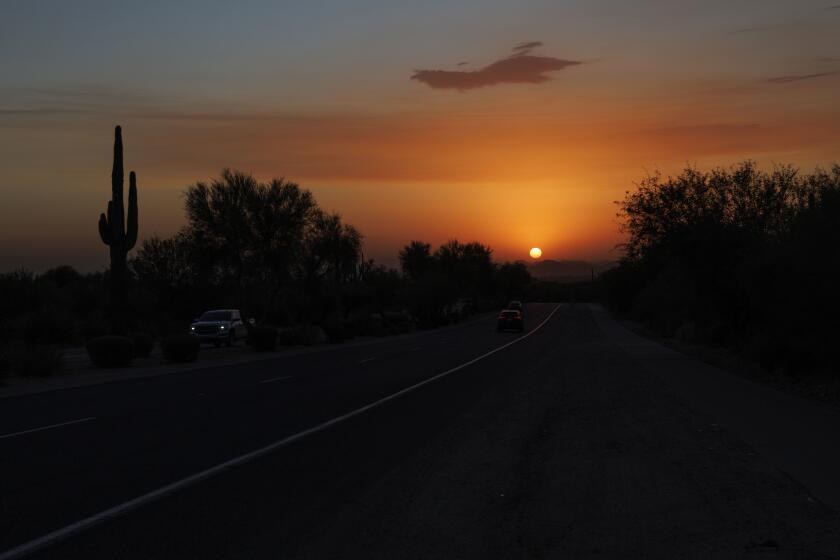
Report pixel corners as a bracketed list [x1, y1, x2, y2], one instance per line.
[2, 303, 840, 558]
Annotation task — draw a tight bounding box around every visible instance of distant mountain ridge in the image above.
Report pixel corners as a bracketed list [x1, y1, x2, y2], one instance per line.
[525, 259, 617, 282]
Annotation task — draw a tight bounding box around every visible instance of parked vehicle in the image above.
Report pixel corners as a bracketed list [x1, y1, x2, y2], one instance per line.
[190, 309, 248, 347]
[497, 309, 524, 333]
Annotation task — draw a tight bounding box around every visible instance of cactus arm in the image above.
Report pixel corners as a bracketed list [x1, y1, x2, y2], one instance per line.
[98, 212, 111, 245]
[126, 171, 138, 250]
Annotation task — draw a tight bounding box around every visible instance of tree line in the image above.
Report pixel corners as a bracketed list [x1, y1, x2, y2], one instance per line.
[0, 167, 534, 375]
[603, 161, 840, 375]
[130, 168, 533, 331]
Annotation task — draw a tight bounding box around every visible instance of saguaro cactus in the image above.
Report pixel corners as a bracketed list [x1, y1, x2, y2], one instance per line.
[98, 126, 138, 326]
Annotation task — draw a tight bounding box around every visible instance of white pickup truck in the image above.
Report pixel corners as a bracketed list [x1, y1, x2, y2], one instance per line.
[190, 309, 249, 347]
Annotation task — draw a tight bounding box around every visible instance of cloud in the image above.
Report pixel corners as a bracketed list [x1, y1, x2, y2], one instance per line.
[512, 41, 543, 54]
[765, 71, 839, 83]
[411, 44, 582, 91]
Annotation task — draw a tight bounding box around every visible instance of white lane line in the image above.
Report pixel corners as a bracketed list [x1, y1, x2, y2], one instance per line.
[0, 417, 96, 441]
[258, 375, 293, 384]
[358, 357, 376, 364]
[0, 304, 561, 560]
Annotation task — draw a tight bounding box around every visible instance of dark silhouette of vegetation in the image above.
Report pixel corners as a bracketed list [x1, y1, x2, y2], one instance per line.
[131, 170, 533, 333]
[98, 126, 138, 331]
[129, 332, 154, 358]
[161, 334, 200, 363]
[248, 326, 279, 351]
[399, 241, 432, 281]
[0, 164, 536, 375]
[603, 161, 840, 376]
[86, 335, 134, 368]
[397, 239, 533, 326]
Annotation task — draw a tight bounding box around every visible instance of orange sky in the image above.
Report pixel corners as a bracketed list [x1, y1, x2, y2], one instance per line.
[1, 1, 839, 270]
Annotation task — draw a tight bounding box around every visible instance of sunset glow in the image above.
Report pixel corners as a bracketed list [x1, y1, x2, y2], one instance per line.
[1, 1, 838, 271]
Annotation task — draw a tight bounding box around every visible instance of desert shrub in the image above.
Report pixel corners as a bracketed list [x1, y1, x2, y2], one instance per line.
[275, 327, 299, 346]
[276, 325, 327, 346]
[21, 308, 75, 345]
[161, 333, 200, 362]
[128, 332, 155, 358]
[248, 325, 278, 351]
[87, 336, 134, 368]
[82, 310, 112, 341]
[321, 318, 355, 342]
[382, 311, 414, 335]
[13, 344, 63, 377]
[351, 313, 390, 337]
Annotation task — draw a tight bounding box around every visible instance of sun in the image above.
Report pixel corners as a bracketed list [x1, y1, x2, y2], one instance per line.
[529, 247, 542, 259]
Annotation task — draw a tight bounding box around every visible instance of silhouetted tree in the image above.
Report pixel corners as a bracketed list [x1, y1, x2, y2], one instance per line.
[248, 177, 319, 319]
[183, 170, 320, 316]
[294, 211, 363, 322]
[495, 262, 532, 302]
[307, 212, 363, 285]
[458, 241, 495, 304]
[609, 161, 840, 375]
[184, 169, 259, 304]
[399, 241, 433, 281]
[358, 261, 403, 314]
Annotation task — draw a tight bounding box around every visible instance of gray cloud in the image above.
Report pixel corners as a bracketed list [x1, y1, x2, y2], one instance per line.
[512, 41, 543, 54]
[411, 44, 581, 91]
[765, 71, 839, 83]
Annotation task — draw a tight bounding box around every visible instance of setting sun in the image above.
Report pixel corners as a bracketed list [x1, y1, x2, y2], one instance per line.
[529, 247, 542, 259]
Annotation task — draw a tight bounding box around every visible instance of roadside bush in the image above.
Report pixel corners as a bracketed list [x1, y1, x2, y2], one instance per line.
[276, 325, 327, 346]
[248, 325, 278, 351]
[21, 308, 75, 345]
[87, 335, 134, 368]
[128, 332, 155, 358]
[382, 311, 414, 335]
[321, 318, 355, 343]
[82, 310, 111, 341]
[351, 313, 390, 337]
[13, 344, 63, 377]
[161, 333, 200, 363]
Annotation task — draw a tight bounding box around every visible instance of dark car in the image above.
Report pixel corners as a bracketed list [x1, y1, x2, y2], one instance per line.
[497, 309, 524, 333]
[507, 300, 523, 313]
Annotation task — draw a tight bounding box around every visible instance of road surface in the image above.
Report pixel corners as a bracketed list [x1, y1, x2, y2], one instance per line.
[2, 303, 839, 558]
